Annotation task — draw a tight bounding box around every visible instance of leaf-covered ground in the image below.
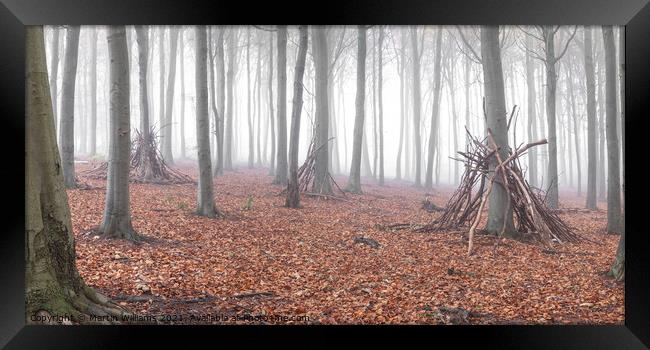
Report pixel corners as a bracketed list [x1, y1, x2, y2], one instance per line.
[69, 162, 623, 325]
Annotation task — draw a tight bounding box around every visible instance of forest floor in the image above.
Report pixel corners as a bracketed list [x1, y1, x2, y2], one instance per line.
[69, 161, 623, 325]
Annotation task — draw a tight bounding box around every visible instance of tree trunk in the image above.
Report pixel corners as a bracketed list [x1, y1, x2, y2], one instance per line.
[410, 27, 422, 187]
[602, 26, 623, 234]
[268, 31, 276, 175]
[346, 25, 367, 194]
[377, 27, 385, 185]
[195, 26, 217, 217]
[135, 26, 154, 181]
[246, 28, 254, 168]
[395, 28, 406, 180]
[88, 28, 98, 156]
[27, 26, 128, 324]
[59, 26, 80, 188]
[543, 26, 559, 209]
[256, 37, 262, 167]
[425, 28, 443, 188]
[481, 25, 516, 237]
[274, 26, 288, 184]
[584, 26, 598, 209]
[158, 28, 165, 151]
[525, 35, 538, 188]
[162, 27, 179, 163]
[224, 28, 237, 170]
[212, 28, 225, 175]
[597, 58, 607, 201]
[618, 27, 625, 214]
[179, 28, 186, 159]
[99, 26, 139, 241]
[567, 62, 582, 196]
[286, 26, 308, 208]
[312, 26, 333, 195]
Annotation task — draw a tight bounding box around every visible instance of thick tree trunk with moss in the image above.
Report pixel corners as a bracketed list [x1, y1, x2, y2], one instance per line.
[59, 26, 80, 188]
[195, 26, 217, 217]
[100, 26, 140, 241]
[602, 26, 623, 234]
[480, 26, 516, 237]
[26, 26, 129, 324]
[346, 25, 366, 194]
[312, 26, 333, 195]
[274, 26, 288, 184]
[286, 26, 308, 208]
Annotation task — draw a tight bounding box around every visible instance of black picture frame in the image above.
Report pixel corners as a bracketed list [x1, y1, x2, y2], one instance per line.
[1, 0, 648, 348]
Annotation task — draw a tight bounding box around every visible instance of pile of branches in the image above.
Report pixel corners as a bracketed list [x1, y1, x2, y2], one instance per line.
[81, 128, 194, 185]
[287, 137, 346, 200]
[424, 128, 579, 248]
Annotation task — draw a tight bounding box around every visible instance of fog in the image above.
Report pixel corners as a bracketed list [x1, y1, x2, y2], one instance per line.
[44, 25, 624, 192]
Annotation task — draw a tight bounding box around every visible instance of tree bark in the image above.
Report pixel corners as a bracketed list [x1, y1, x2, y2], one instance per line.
[584, 26, 598, 209]
[48, 26, 60, 129]
[268, 31, 276, 175]
[135, 25, 154, 181]
[377, 27, 385, 185]
[161, 27, 179, 163]
[286, 26, 309, 208]
[480, 25, 516, 237]
[543, 26, 560, 209]
[410, 27, 422, 187]
[214, 27, 226, 175]
[425, 28, 443, 188]
[195, 26, 217, 217]
[59, 26, 80, 188]
[179, 28, 186, 159]
[274, 26, 288, 184]
[100, 26, 139, 241]
[312, 26, 333, 195]
[602, 26, 623, 234]
[525, 34, 538, 188]
[395, 28, 406, 180]
[224, 28, 237, 170]
[26, 26, 128, 324]
[346, 25, 367, 194]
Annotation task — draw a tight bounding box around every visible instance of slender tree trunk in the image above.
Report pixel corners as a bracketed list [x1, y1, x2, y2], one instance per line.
[567, 62, 582, 196]
[246, 28, 254, 168]
[195, 26, 217, 217]
[597, 58, 607, 201]
[377, 27, 385, 185]
[158, 27, 165, 149]
[602, 26, 623, 234]
[135, 26, 154, 181]
[346, 25, 367, 194]
[274, 26, 288, 184]
[618, 27, 625, 214]
[100, 26, 139, 240]
[425, 28, 443, 188]
[213, 28, 225, 175]
[224, 28, 237, 170]
[268, 31, 276, 175]
[410, 27, 422, 187]
[525, 35, 538, 187]
[88, 28, 98, 156]
[312, 26, 333, 194]
[584, 26, 598, 209]
[161, 27, 179, 163]
[286, 26, 308, 208]
[256, 38, 262, 167]
[59, 26, 80, 188]
[481, 25, 516, 237]
[543, 26, 560, 209]
[179, 28, 186, 159]
[395, 29, 406, 180]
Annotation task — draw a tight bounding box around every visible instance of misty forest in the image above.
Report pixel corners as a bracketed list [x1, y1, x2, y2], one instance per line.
[26, 24, 624, 325]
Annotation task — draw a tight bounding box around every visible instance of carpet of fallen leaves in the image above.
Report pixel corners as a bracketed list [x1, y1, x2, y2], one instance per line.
[69, 161, 624, 325]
